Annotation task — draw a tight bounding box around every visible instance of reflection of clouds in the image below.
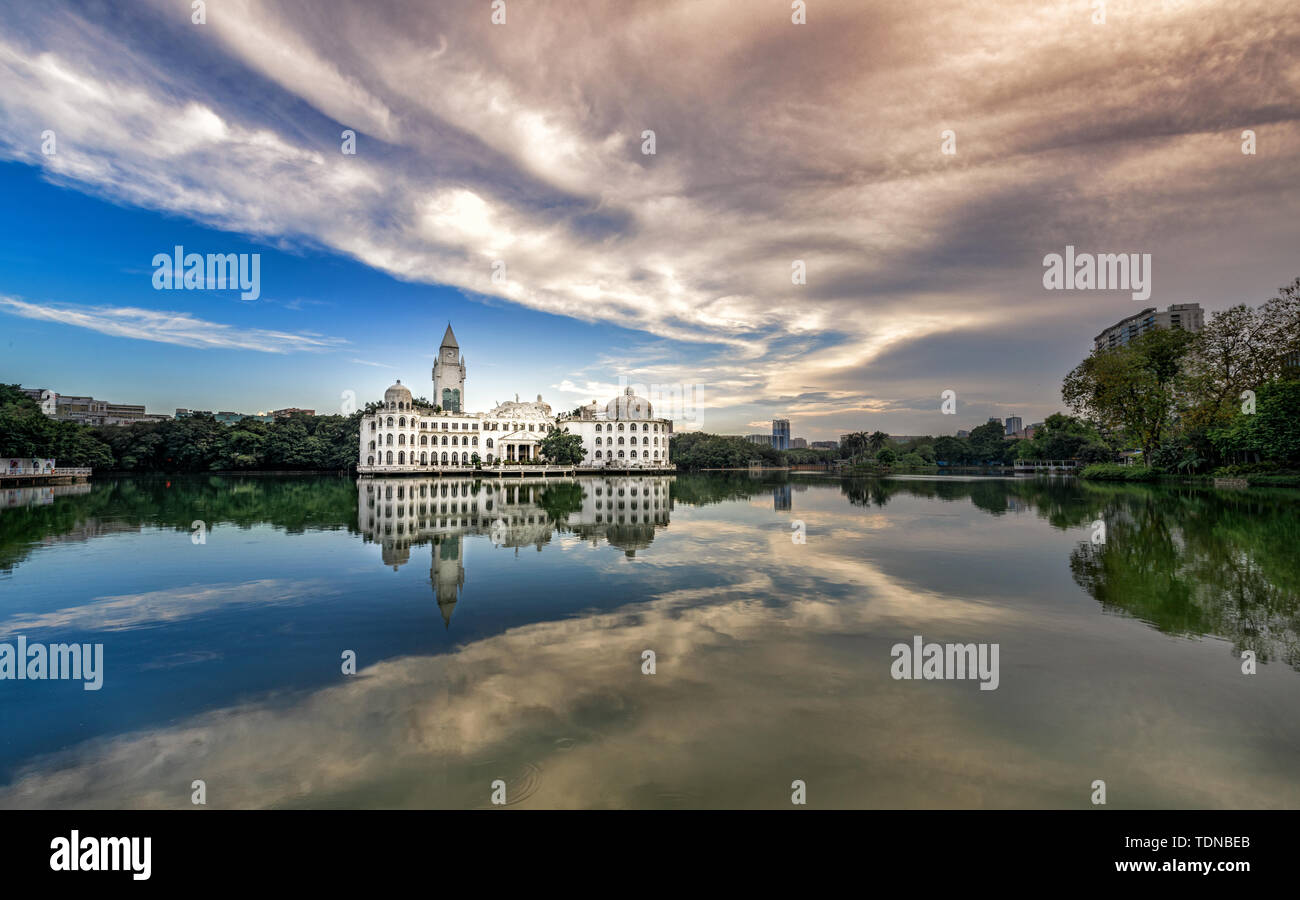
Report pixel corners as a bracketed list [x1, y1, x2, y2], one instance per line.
[6, 534, 1294, 810]
[0, 580, 337, 633]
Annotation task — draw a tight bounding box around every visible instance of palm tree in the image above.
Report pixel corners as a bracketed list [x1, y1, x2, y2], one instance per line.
[868, 431, 890, 454]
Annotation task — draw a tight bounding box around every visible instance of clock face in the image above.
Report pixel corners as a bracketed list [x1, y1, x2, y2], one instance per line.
[445, 349, 456, 360]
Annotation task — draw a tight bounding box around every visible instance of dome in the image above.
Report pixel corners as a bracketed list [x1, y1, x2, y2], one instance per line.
[384, 380, 413, 407]
[606, 386, 652, 420]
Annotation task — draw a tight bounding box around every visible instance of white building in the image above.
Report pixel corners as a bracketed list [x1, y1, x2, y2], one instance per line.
[556, 387, 673, 469]
[357, 325, 672, 473]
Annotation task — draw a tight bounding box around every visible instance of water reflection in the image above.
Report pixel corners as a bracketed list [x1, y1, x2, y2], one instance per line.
[1, 473, 1298, 808]
[357, 476, 673, 625]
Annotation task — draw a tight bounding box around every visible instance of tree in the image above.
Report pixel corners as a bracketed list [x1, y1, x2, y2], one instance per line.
[1063, 328, 1195, 462]
[538, 427, 585, 465]
[933, 435, 968, 465]
[867, 431, 889, 454]
[840, 432, 868, 459]
[966, 422, 1007, 464]
[876, 446, 897, 466]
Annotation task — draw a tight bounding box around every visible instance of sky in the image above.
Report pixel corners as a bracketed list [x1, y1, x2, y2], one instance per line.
[0, 0, 1297, 441]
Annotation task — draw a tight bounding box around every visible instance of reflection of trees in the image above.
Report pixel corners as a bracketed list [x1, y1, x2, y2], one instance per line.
[832, 474, 1300, 670]
[1, 474, 360, 573]
[1070, 488, 1300, 669]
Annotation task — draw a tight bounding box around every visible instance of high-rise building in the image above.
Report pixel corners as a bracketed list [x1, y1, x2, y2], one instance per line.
[811, 441, 838, 450]
[1004, 416, 1023, 436]
[746, 434, 775, 447]
[789, 437, 807, 449]
[1093, 303, 1204, 352]
[772, 418, 791, 451]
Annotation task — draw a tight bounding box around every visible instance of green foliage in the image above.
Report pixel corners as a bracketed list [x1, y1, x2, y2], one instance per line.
[875, 446, 897, 465]
[1208, 379, 1300, 466]
[0, 388, 360, 473]
[670, 432, 779, 469]
[1079, 463, 1159, 482]
[1063, 328, 1196, 461]
[538, 427, 586, 465]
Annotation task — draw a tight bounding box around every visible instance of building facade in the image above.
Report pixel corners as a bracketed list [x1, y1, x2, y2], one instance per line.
[772, 418, 791, 450]
[1093, 302, 1204, 352]
[357, 327, 672, 473]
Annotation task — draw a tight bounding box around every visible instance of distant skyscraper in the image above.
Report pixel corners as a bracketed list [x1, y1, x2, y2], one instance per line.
[1005, 416, 1023, 436]
[789, 437, 807, 449]
[772, 418, 791, 451]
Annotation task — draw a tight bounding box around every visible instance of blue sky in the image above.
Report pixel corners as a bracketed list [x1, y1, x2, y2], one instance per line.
[0, 160, 678, 419]
[1, 0, 1297, 440]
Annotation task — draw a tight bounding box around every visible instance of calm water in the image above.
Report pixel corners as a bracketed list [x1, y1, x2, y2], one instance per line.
[1, 472, 1297, 809]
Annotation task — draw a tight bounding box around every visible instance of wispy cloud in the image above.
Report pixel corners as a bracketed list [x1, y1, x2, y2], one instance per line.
[350, 358, 394, 368]
[0, 296, 346, 354]
[0, 0, 1297, 433]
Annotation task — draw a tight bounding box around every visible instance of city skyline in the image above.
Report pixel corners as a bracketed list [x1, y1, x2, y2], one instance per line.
[1, 1, 1298, 442]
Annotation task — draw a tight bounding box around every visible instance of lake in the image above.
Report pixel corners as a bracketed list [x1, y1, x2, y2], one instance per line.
[1, 472, 1297, 809]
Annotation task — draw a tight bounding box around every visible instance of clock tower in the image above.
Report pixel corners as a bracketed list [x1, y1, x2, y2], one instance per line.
[432, 323, 466, 412]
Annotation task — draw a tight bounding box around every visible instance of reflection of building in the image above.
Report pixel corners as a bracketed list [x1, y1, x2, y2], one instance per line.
[357, 475, 674, 625]
[773, 484, 792, 511]
[358, 325, 672, 472]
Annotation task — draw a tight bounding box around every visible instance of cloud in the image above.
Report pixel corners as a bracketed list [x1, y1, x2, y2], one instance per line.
[0, 296, 346, 354]
[0, 0, 1297, 435]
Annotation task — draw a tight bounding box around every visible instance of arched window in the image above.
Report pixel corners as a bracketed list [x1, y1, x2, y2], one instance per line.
[387, 416, 394, 427]
[631, 450, 638, 458]
[441, 436, 448, 445]
[368, 440, 375, 450]
[596, 450, 602, 459]
[398, 451, 405, 464]
[370, 421, 376, 431]
[421, 452, 428, 464]
[618, 437, 625, 445]
[420, 435, 428, 445]
[595, 437, 602, 446]
[618, 450, 625, 458]
[486, 438, 493, 449]
[441, 452, 449, 464]
[399, 434, 406, 445]
[399, 417, 406, 427]
[596, 424, 602, 433]
[486, 453, 493, 463]
[618, 423, 625, 431]
[643, 423, 649, 431]
[642, 437, 649, 445]
[386, 451, 393, 464]
[472, 437, 478, 446]
[386, 434, 394, 446]
[452, 435, 458, 446]
[368, 455, 375, 465]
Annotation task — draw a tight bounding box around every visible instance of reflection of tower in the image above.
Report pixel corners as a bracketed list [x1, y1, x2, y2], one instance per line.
[431, 323, 466, 413]
[431, 534, 465, 627]
[773, 484, 792, 511]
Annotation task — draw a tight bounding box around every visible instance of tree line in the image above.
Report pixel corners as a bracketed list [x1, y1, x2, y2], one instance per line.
[1, 386, 359, 472]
